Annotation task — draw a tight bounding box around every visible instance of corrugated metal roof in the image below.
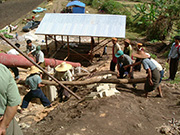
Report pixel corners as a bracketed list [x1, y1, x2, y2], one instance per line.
[35, 13, 126, 38]
[66, 1, 85, 7]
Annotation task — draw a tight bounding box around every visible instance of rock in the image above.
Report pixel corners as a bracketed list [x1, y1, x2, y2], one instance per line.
[85, 92, 98, 100]
[19, 123, 30, 129]
[159, 125, 171, 134]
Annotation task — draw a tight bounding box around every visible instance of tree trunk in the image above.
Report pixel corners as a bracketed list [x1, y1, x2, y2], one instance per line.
[17, 77, 146, 86]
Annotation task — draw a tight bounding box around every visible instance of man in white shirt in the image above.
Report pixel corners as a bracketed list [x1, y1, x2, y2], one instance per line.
[7, 43, 20, 80]
[35, 45, 45, 68]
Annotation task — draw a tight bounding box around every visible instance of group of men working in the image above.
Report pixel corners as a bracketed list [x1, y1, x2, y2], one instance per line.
[0, 39, 48, 135]
[1, 36, 180, 134]
[0, 38, 75, 134]
[7, 39, 45, 80]
[110, 36, 180, 98]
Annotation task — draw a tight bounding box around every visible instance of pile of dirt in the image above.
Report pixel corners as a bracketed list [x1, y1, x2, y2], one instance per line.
[23, 81, 180, 135]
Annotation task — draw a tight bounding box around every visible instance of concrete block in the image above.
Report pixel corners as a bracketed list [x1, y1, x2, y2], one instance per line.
[111, 88, 121, 94]
[97, 91, 104, 98]
[85, 92, 98, 100]
[96, 86, 104, 92]
[103, 90, 115, 97]
[101, 84, 109, 90]
[103, 75, 108, 79]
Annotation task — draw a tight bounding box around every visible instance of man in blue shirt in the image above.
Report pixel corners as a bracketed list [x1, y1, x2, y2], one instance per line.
[21, 66, 51, 111]
[167, 36, 180, 80]
[115, 50, 137, 89]
[124, 51, 162, 98]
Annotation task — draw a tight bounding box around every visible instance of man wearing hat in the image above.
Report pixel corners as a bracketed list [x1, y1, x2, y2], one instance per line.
[35, 45, 45, 68]
[124, 51, 162, 98]
[115, 50, 137, 89]
[55, 62, 73, 102]
[110, 37, 122, 72]
[167, 35, 180, 81]
[123, 39, 133, 58]
[21, 66, 51, 111]
[26, 39, 36, 56]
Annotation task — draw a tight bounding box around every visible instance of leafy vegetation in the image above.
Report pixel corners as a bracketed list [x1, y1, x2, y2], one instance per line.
[133, 0, 180, 40]
[149, 53, 157, 59]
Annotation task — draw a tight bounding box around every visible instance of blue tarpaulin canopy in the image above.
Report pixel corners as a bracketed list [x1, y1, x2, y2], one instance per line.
[66, 1, 85, 8]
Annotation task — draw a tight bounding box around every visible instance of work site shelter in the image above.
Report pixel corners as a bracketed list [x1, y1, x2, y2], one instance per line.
[66, 0, 85, 13]
[35, 13, 126, 64]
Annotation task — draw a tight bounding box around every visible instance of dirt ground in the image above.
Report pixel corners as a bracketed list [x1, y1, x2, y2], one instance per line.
[22, 44, 180, 135]
[0, 0, 180, 135]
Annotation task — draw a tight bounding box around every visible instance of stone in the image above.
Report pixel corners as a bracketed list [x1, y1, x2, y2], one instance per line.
[96, 86, 104, 92]
[103, 90, 115, 97]
[85, 92, 98, 100]
[159, 126, 171, 134]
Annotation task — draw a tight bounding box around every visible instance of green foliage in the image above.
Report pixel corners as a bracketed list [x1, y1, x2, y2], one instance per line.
[149, 39, 160, 43]
[81, 0, 94, 5]
[149, 53, 157, 59]
[169, 75, 180, 84]
[165, 62, 169, 71]
[92, 0, 104, 9]
[100, 0, 124, 14]
[133, 0, 180, 40]
[133, 3, 159, 29]
[163, 50, 170, 57]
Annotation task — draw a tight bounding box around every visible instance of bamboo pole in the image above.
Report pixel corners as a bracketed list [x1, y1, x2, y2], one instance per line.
[0, 34, 81, 100]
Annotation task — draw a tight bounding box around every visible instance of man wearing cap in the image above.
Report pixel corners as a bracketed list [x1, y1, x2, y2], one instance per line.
[35, 45, 45, 68]
[21, 66, 51, 111]
[26, 39, 36, 56]
[115, 50, 137, 89]
[55, 62, 73, 102]
[0, 63, 23, 135]
[123, 39, 133, 58]
[167, 36, 180, 81]
[7, 43, 21, 80]
[110, 37, 121, 72]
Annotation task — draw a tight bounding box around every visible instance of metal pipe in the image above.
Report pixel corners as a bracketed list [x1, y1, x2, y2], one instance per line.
[0, 34, 81, 100]
[0, 53, 81, 68]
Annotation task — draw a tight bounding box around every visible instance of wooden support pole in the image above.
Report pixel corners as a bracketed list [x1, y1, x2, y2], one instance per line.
[45, 35, 48, 53]
[61, 35, 63, 44]
[79, 36, 81, 45]
[90, 37, 93, 61]
[54, 35, 57, 50]
[69, 48, 91, 62]
[92, 39, 111, 54]
[0, 34, 81, 100]
[67, 36, 70, 57]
